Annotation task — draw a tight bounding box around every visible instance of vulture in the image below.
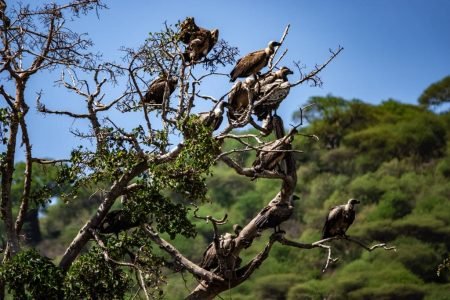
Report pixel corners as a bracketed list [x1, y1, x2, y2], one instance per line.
[198, 101, 228, 131]
[253, 67, 293, 120]
[227, 78, 255, 121]
[199, 224, 242, 273]
[179, 17, 219, 63]
[322, 198, 360, 239]
[259, 114, 274, 136]
[143, 76, 178, 106]
[99, 210, 141, 235]
[253, 134, 293, 172]
[229, 41, 282, 82]
[254, 195, 299, 233]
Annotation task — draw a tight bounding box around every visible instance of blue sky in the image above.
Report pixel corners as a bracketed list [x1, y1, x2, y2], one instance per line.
[7, 0, 450, 161]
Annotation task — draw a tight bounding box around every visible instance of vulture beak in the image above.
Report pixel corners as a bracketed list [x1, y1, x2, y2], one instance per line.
[286, 68, 294, 75]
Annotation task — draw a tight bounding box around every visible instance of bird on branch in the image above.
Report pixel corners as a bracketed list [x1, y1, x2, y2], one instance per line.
[143, 75, 178, 107]
[322, 198, 360, 239]
[252, 134, 294, 173]
[259, 114, 274, 136]
[99, 209, 142, 236]
[229, 41, 281, 82]
[254, 195, 299, 233]
[178, 17, 219, 63]
[227, 77, 256, 121]
[198, 100, 228, 131]
[253, 66, 293, 120]
[199, 224, 242, 275]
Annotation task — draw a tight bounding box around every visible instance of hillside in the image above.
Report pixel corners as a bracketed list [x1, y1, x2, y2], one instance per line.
[6, 96, 450, 299]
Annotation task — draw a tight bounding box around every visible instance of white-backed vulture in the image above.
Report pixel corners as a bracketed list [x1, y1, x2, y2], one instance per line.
[259, 114, 274, 136]
[179, 17, 219, 63]
[229, 41, 281, 82]
[227, 77, 256, 121]
[199, 224, 242, 273]
[322, 199, 360, 239]
[143, 76, 178, 106]
[198, 101, 228, 131]
[253, 67, 293, 120]
[254, 195, 299, 232]
[252, 135, 293, 172]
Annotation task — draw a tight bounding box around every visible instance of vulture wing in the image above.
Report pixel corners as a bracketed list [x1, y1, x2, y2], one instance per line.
[254, 205, 272, 229]
[144, 78, 170, 104]
[230, 50, 266, 81]
[322, 205, 344, 239]
[199, 242, 217, 271]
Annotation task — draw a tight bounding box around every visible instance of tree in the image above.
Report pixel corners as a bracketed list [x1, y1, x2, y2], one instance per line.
[0, 2, 395, 299]
[419, 75, 450, 108]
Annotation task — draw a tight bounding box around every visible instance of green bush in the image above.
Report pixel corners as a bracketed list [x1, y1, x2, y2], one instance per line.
[348, 284, 425, 300]
[368, 189, 412, 220]
[287, 280, 327, 300]
[63, 248, 130, 299]
[254, 273, 301, 300]
[0, 249, 64, 299]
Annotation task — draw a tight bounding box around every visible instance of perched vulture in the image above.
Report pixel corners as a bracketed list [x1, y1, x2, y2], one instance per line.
[253, 67, 293, 120]
[229, 41, 281, 82]
[199, 224, 242, 273]
[322, 198, 360, 239]
[179, 17, 219, 63]
[254, 195, 299, 232]
[99, 210, 141, 235]
[143, 76, 178, 106]
[227, 78, 255, 121]
[198, 101, 228, 131]
[252, 135, 293, 172]
[259, 114, 274, 136]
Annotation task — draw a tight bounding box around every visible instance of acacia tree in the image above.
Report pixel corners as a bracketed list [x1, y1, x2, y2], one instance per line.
[0, 1, 395, 299]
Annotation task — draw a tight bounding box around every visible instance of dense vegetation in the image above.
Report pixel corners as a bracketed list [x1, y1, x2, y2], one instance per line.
[5, 95, 449, 299]
[1, 2, 449, 298]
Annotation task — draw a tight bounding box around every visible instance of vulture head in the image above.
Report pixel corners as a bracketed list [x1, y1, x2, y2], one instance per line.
[277, 67, 294, 81]
[233, 224, 242, 235]
[266, 41, 282, 54]
[179, 17, 199, 44]
[211, 29, 219, 44]
[170, 75, 179, 84]
[346, 198, 360, 210]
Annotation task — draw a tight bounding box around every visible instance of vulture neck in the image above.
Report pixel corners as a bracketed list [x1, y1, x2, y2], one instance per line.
[265, 46, 275, 56]
[214, 103, 224, 116]
[345, 203, 354, 211]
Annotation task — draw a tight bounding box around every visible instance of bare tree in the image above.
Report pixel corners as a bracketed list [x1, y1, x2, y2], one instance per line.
[0, 2, 395, 298]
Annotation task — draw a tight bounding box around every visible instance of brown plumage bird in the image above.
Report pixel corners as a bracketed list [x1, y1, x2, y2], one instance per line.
[179, 17, 219, 63]
[199, 224, 242, 273]
[322, 199, 360, 239]
[99, 210, 141, 235]
[198, 101, 228, 131]
[143, 76, 178, 106]
[253, 67, 293, 120]
[254, 195, 299, 233]
[259, 114, 274, 136]
[229, 41, 281, 82]
[227, 78, 256, 121]
[253, 134, 293, 172]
